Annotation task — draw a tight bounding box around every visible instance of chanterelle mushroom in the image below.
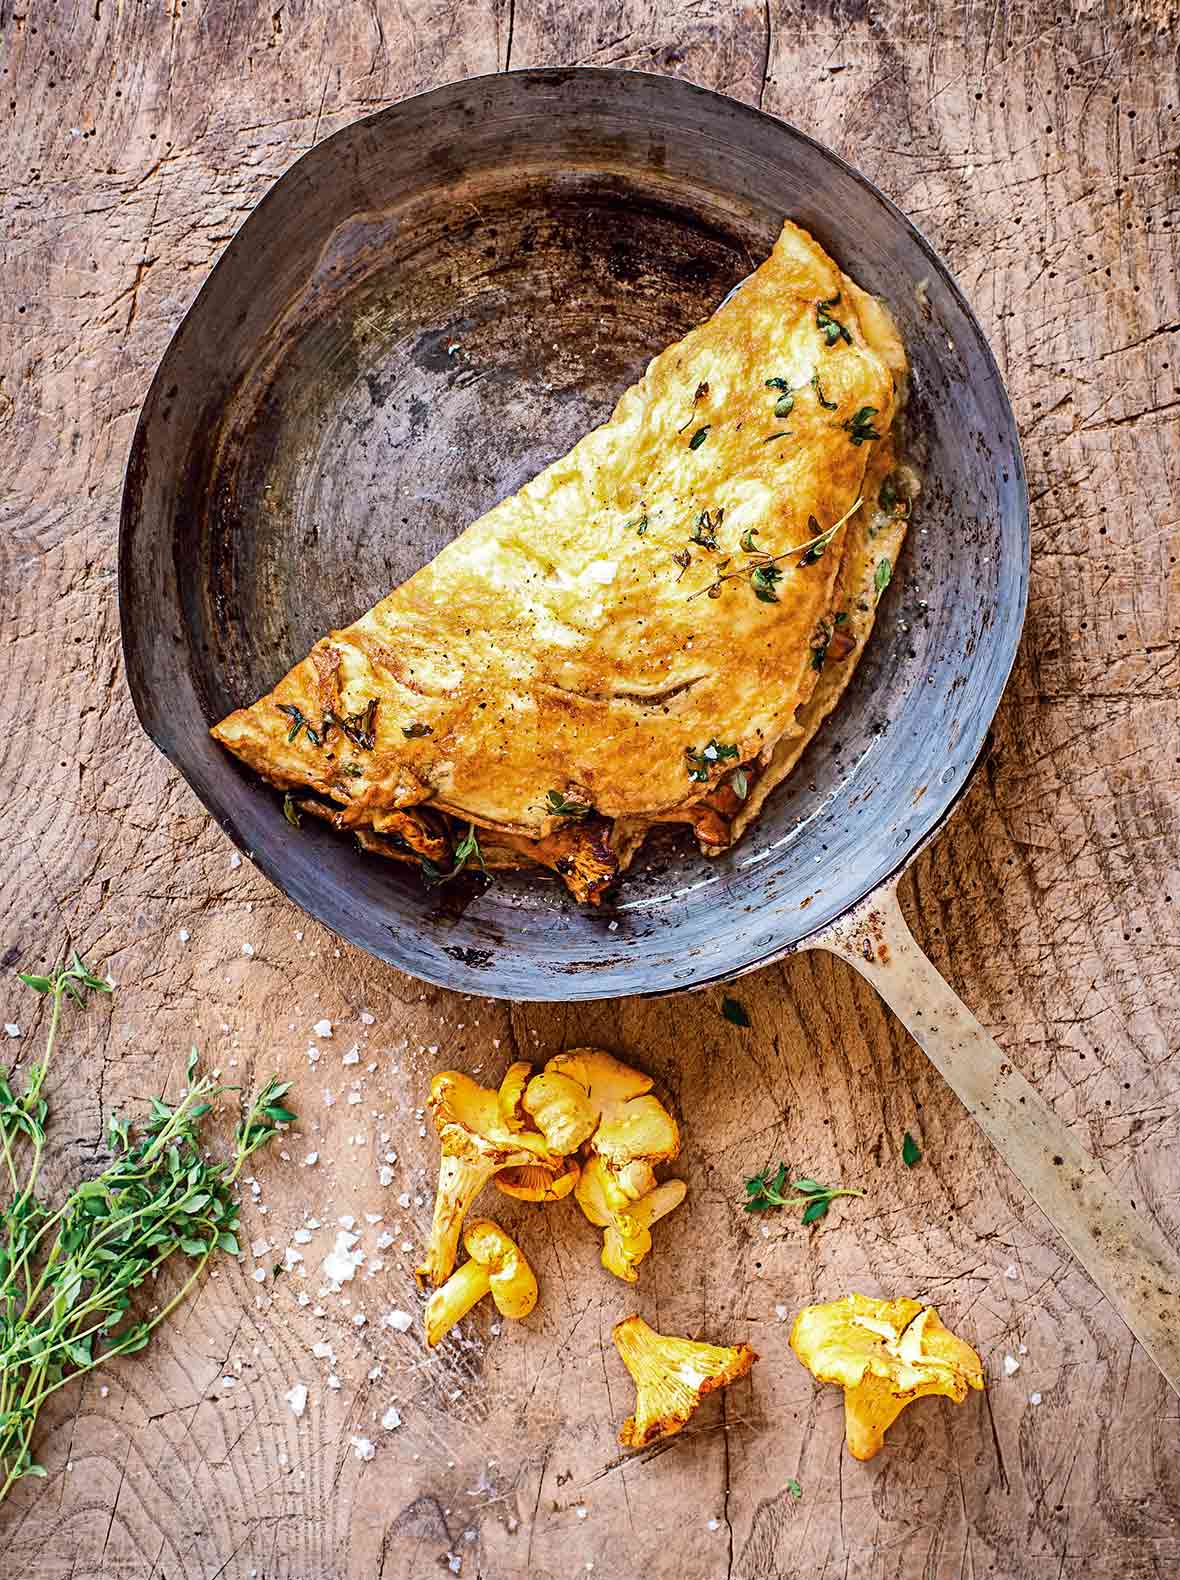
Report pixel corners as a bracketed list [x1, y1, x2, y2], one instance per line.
[527, 1048, 680, 1167]
[789, 1293, 985, 1460]
[416, 1071, 558, 1287]
[576, 1155, 686, 1282]
[612, 1315, 757, 1448]
[424, 1219, 537, 1347]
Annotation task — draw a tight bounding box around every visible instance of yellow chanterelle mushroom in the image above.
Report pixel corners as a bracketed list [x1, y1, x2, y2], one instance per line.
[576, 1155, 686, 1282]
[424, 1220, 538, 1347]
[612, 1315, 757, 1448]
[415, 1071, 559, 1287]
[789, 1293, 985, 1460]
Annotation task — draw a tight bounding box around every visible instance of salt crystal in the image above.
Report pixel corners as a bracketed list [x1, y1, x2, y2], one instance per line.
[360, 1012, 376, 1026]
[178, 929, 190, 943]
[1003, 1354, 1020, 1376]
[100, 1385, 109, 1398]
[284, 1247, 304, 1268]
[229, 853, 241, 869]
[1029, 1392, 1042, 1405]
[252, 1267, 267, 1283]
[353, 1313, 367, 1327]
[575, 1505, 587, 1520]
[343, 1046, 360, 1065]
[241, 943, 255, 957]
[382, 1405, 402, 1430]
[350, 1434, 376, 1462]
[1018, 1343, 1029, 1355]
[397, 1193, 412, 1208]
[313, 1019, 333, 1038]
[347, 1091, 361, 1106]
[364, 1213, 383, 1225]
[284, 1384, 308, 1416]
[383, 1309, 413, 1333]
[1004, 1265, 1018, 1280]
[4, 1024, 21, 1039]
[322, 1230, 363, 1285]
[376, 1231, 395, 1250]
[707, 1518, 720, 1531]
[327, 1374, 342, 1391]
[312, 1341, 335, 1362]
[774, 1304, 789, 1322]
[296, 1292, 310, 1307]
[251, 1238, 270, 1257]
[379, 1166, 395, 1186]
[293, 1228, 313, 1244]
[295, 930, 304, 941]
[220, 1375, 236, 1389]
[304, 1153, 318, 1167]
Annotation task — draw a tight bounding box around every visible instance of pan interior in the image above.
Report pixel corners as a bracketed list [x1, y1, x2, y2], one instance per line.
[121, 70, 1027, 999]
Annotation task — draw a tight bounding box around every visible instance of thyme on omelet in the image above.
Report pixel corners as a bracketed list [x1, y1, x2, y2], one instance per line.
[691, 496, 864, 603]
[420, 822, 487, 887]
[816, 293, 852, 347]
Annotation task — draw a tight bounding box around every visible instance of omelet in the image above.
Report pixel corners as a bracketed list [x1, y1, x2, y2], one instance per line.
[212, 221, 909, 902]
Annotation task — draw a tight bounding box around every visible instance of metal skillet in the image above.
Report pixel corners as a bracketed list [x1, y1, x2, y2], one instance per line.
[119, 68, 1180, 1393]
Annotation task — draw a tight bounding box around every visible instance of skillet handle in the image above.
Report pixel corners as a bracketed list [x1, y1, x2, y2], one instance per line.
[811, 879, 1180, 1399]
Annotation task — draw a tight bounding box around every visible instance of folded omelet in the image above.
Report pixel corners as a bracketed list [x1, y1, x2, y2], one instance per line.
[212, 221, 911, 902]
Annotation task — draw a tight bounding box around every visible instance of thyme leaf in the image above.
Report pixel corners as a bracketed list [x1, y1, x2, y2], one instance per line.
[685, 739, 740, 782]
[545, 790, 592, 820]
[816, 293, 852, 347]
[842, 406, 881, 446]
[874, 559, 893, 603]
[689, 426, 711, 450]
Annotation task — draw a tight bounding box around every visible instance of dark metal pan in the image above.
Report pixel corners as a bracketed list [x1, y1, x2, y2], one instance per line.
[119, 69, 1180, 1392]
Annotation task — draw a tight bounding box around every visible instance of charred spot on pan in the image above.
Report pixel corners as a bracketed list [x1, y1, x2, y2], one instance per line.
[443, 945, 495, 968]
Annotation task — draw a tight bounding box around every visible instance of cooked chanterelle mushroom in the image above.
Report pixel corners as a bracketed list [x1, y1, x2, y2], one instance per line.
[790, 1293, 985, 1460]
[416, 1072, 559, 1287]
[424, 1220, 537, 1347]
[576, 1155, 686, 1282]
[612, 1315, 757, 1448]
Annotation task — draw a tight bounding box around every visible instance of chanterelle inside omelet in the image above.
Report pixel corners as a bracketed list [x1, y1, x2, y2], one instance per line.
[212, 220, 910, 901]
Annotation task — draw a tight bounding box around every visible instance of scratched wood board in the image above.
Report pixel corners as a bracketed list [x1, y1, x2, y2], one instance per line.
[1, 0, 1178, 1576]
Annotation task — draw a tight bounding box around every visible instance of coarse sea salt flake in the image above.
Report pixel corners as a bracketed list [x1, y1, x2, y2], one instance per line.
[313, 1019, 333, 1038]
[1003, 1354, 1021, 1376]
[284, 1383, 308, 1417]
[383, 1309, 413, 1333]
[351, 1435, 376, 1462]
[382, 1405, 402, 1430]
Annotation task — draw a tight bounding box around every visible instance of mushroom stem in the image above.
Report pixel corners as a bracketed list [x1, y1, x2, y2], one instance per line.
[416, 1154, 496, 1287]
[424, 1259, 491, 1347]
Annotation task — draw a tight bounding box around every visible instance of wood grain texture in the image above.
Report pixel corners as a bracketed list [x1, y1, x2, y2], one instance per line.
[1, 1, 1177, 1576]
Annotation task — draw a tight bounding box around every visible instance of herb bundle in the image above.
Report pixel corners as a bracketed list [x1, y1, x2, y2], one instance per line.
[742, 1163, 864, 1224]
[0, 956, 294, 1502]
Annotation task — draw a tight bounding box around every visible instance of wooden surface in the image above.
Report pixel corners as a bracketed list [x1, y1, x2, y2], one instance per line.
[2, 2, 1178, 1576]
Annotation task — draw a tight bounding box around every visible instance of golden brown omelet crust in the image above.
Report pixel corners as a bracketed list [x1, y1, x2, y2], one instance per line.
[212, 221, 905, 889]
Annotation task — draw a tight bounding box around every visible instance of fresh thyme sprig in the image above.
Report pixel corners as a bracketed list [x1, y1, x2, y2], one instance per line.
[691, 496, 864, 602]
[0, 958, 294, 1502]
[742, 1163, 864, 1224]
[420, 821, 487, 887]
[545, 791, 592, 821]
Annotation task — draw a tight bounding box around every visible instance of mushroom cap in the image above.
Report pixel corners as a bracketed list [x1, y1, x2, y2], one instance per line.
[495, 1157, 581, 1202]
[612, 1315, 756, 1448]
[523, 1070, 597, 1154]
[789, 1294, 984, 1461]
[497, 1061, 533, 1132]
[545, 1049, 653, 1107]
[463, 1218, 538, 1320]
[592, 1094, 679, 1168]
[429, 1070, 556, 1167]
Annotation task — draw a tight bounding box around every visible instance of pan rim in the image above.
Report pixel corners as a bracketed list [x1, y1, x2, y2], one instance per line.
[118, 66, 1030, 1001]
